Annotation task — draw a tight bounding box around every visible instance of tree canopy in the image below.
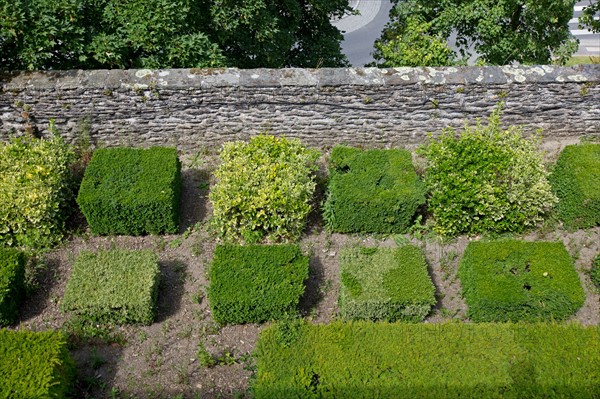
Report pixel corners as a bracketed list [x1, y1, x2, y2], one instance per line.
[373, 0, 579, 66]
[0, 0, 351, 70]
[579, 0, 599, 33]
[370, 16, 456, 67]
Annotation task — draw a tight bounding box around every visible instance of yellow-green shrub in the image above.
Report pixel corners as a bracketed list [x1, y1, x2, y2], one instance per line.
[0, 127, 75, 248]
[0, 329, 74, 398]
[210, 135, 319, 243]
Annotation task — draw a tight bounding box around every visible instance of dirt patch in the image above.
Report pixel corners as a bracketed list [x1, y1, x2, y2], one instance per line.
[9, 151, 600, 398]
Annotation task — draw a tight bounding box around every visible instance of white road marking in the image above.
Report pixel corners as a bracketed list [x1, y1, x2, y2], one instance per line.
[332, 0, 383, 34]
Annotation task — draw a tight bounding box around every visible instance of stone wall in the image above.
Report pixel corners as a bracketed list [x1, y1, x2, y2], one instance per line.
[1, 66, 599, 151]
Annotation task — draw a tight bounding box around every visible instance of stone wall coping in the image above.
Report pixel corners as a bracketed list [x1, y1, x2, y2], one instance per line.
[2, 65, 598, 91]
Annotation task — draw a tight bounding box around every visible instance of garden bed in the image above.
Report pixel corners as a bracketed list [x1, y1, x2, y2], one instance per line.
[4, 146, 600, 398]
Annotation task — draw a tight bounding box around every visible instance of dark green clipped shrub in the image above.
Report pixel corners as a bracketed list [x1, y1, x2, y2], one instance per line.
[253, 322, 600, 399]
[0, 329, 74, 398]
[339, 245, 435, 321]
[459, 240, 585, 322]
[0, 248, 26, 326]
[418, 103, 557, 236]
[0, 126, 75, 248]
[323, 146, 425, 233]
[549, 143, 600, 229]
[209, 135, 319, 243]
[77, 146, 182, 235]
[61, 249, 160, 325]
[592, 254, 600, 289]
[208, 244, 309, 324]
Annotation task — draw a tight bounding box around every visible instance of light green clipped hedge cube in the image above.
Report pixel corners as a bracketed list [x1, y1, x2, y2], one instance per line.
[339, 245, 436, 321]
[62, 249, 160, 325]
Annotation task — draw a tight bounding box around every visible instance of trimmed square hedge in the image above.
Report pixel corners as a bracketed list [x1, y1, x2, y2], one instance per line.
[253, 322, 599, 399]
[208, 244, 309, 324]
[61, 249, 160, 325]
[550, 143, 600, 229]
[0, 329, 74, 398]
[323, 146, 426, 233]
[459, 240, 585, 322]
[77, 146, 182, 235]
[0, 248, 26, 326]
[339, 245, 436, 321]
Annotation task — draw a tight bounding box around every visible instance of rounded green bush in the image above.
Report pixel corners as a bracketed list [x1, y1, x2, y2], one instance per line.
[209, 134, 319, 243]
[418, 103, 557, 236]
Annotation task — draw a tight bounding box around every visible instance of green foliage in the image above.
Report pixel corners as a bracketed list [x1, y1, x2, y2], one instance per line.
[579, 1, 600, 33]
[592, 254, 600, 289]
[382, 0, 577, 65]
[61, 249, 160, 325]
[0, 128, 75, 248]
[339, 245, 436, 322]
[210, 135, 319, 243]
[253, 322, 600, 398]
[0, 329, 75, 399]
[323, 146, 426, 234]
[0, 0, 350, 70]
[549, 144, 600, 229]
[207, 244, 309, 324]
[459, 240, 585, 322]
[77, 146, 182, 236]
[370, 16, 456, 67]
[418, 103, 557, 237]
[0, 248, 26, 326]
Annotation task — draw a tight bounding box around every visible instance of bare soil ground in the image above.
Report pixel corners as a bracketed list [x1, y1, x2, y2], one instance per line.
[10, 147, 600, 399]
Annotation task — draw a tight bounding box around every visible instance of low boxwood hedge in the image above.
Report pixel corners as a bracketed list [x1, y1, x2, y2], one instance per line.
[208, 244, 309, 324]
[0, 329, 74, 398]
[0, 248, 26, 326]
[459, 240, 585, 322]
[339, 245, 435, 322]
[323, 146, 426, 234]
[550, 143, 600, 229]
[253, 322, 599, 399]
[61, 249, 160, 325]
[77, 146, 182, 235]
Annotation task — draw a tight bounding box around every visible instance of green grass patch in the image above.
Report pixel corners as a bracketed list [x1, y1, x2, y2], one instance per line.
[562, 55, 600, 66]
[459, 240, 585, 322]
[0, 248, 26, 326]
[550, 143, 600, 229]
[323, 146, 425, 233]
[61, 249, 160, 325]
[77, 146, 182, 235]
[208, 244, 309, 324]
[253, 321, 599, 399]
[0, 329, 74, 398]
[339, 245, 435, 321]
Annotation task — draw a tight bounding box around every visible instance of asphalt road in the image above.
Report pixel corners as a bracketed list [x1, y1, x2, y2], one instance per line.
[332, 0, 393, 67]
[572, 1, 600, 57]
